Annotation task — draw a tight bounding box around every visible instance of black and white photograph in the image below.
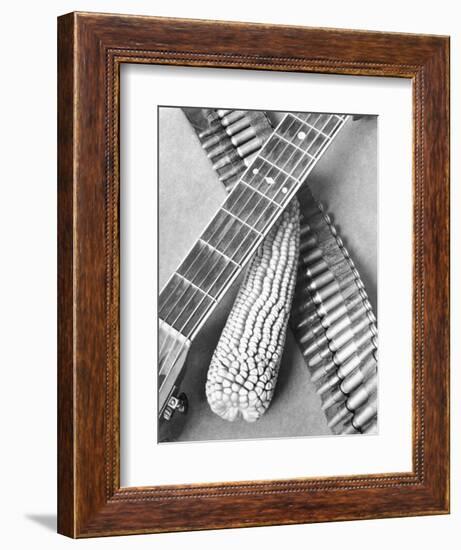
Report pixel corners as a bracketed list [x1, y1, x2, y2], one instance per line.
[158, 107, 378, 443]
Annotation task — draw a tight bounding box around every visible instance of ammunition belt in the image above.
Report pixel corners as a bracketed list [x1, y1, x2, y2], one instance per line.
[183, 107, 378, 435]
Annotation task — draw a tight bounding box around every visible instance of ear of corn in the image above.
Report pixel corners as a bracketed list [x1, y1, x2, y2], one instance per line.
[206, 199, 300, 422]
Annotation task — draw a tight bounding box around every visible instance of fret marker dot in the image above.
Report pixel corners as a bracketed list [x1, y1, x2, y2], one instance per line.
[297, 131, 307, 140]
[252, 168, 259, 174]
[282, 187, 288, 194]
[265, 177, 275, 185]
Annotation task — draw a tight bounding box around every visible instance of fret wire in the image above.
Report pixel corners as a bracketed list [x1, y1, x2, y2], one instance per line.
[182, 244, 229, 296]
[163, 274, 208, 330]
[202, 210, 257, 266]
[240, 179, 281, 208]
[308, 115, 337, 159]
[232, 166, 273, 224]
[289, 113, 335, 161]
[308, 113, 337, 138]
[297, 115, 345, 181]
[199, 238, 239, 266]
[262, 122, 314, 193]
[221, 206, 263, 235]
[269, 114, 319, 172]
[276, 133, 315, 157]
[233, 172, 280, 232]
[292, 114, 331, 139]
[277, 112, 306, 142]
[159, 273, 188, 323]
[258, 155, 303, 183]
[175, 272, 217, 302]
[275, 116, 316, 180]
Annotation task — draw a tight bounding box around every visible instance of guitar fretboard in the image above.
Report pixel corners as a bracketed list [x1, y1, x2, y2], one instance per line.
[159, 112, 348, 340]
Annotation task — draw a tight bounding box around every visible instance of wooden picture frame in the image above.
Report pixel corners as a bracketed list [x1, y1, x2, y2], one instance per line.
[57, 12, 450, 537]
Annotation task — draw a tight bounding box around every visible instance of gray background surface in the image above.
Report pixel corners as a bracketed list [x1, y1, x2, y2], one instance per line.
[159, 108, 377, 442]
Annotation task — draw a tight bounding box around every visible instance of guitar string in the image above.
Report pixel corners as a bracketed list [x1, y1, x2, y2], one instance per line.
[158, 113, 345, 394]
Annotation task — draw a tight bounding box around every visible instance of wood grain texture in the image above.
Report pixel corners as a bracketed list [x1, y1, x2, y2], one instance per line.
[57, 11, 450, 538]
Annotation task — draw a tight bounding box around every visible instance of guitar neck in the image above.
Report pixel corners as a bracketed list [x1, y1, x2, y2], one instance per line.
[159, 112, 349, 342]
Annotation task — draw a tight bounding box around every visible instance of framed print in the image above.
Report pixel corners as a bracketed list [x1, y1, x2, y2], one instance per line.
[57, 12, 450, 537]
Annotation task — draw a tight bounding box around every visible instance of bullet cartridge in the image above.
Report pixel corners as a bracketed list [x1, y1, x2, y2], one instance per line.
[300, 220, 331, 241]
[321, 386, 344, 411]
[346, 373, 377, 410]
[202, 129, 229, 151]
[306, 260, 350, 293]
[212, 148, 241, 171]
[305, 342, 332, 367]
[299, 232, 318, 250]
[325, 302, 368, 341]
[336, 342, 375, 379]
[327, 402, 352, 428]
[310, 357, 337, 382]
[339, 420, 360, 435]
[299, 200, 324, 223]
[328, 316, 370, 352]
[299, 213, 330, 239]
[231, 117, 270, 147]
[363, 418, 378, 434]
[300, 246, 323, 265]
[301, 332, 328, 356]
[311, 271, 356, 305]
[318, 372, 341, 396]
[351, 397, 377, 430]
[216, 109, 231, 117]
[315, 279, 360, 318]
[218, 162, 246, 183]
[304, 258, 330, 278]
[220, 110, 246, 126]
[207, 138, 234, 160]
[318, 352, 376, 398]
[228, 125, 256, 147]
[225, 115, 251, 136]
[317, 292, 363, 330]
[297, 322, 325, 346]
[242, 151, 259, 167]
[333, 324, 377, 365]
[237, 135, 264, 157]
[292, 297, 317, 320]
[198, 120, 222, 140]
[295, 309, 323, 335]
[340, 357, 376, 394]
[321, 362, 376, 413]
